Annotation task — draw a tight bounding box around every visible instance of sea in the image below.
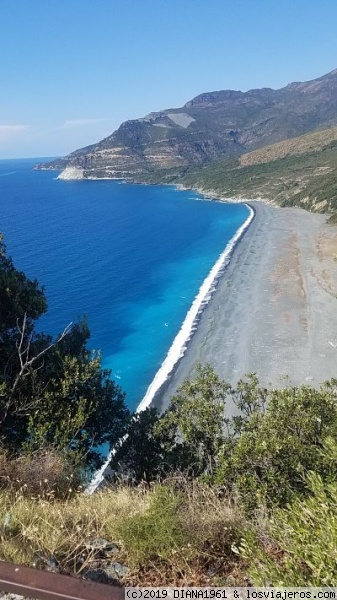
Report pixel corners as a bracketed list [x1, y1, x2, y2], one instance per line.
[0, 157, 251, 412]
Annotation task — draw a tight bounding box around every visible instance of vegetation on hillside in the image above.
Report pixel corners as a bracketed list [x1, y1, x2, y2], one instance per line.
[134, 126, 337, 222]
[2, 367, 337, 585]
[111, 367, 337, 512]
[179, 139, 337, 215]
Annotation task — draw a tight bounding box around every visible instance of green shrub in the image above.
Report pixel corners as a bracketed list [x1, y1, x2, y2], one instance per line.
[217, 382, 337, 511]
[115, 485, 191, 566]
[240, 470, 337, 585]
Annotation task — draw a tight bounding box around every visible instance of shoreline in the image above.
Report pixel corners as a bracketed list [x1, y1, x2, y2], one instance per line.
[136, 202, 255, 413]
[87, 199, 255, 493]
[173, 182, 273, 206]
[88, 196, 337, 491]
[151, 201, 337, 417]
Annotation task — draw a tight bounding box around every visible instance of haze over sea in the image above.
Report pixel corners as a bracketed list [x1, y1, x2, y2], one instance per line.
[0, 158, 249, 410]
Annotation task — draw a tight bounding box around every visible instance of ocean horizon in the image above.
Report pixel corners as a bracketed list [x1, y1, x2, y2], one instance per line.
[0, 158, 250, 410]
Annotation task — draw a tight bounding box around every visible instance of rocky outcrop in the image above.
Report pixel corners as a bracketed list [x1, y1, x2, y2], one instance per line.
[57, 166, 84, 180]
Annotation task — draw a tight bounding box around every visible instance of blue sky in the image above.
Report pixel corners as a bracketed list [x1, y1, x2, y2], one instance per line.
[1, 0, 337, 158]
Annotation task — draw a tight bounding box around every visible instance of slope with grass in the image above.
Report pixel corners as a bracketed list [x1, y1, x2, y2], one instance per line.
[176, 126, 337, 216]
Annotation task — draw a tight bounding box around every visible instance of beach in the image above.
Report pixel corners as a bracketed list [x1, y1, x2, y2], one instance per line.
[153, 201, 337, 417]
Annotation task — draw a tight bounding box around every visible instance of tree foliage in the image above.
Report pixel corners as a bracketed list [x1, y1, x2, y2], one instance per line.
[111, 365, 232, 483]
[0, 234, 129, 468]
[221, 380, 337, 510]
[112, 363, 337, 513]
[155, 364, 230, 477]
[111, 408, 169, 484]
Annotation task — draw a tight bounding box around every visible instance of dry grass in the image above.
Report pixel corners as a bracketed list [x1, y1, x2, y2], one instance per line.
[118, 477, 248, 585]
[0, 448, 83, 500]
[0, 485, 149, 575]
[0, 475, 248, 585]
[240, 126, 337, 167]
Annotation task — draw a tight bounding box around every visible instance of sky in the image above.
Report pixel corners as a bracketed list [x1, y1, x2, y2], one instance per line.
[1, 0, 337, 159]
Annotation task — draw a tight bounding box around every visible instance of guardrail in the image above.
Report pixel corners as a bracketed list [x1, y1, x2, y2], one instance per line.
[0, 561, 125, 600]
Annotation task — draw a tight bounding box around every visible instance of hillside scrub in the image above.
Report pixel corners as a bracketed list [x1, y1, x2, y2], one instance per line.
[2, 463, 337, 585]
[2, 363, 337, 583]
[241, 467, 337, 586]
[112, 366, 337, 511]
[143, 127, 337, 216]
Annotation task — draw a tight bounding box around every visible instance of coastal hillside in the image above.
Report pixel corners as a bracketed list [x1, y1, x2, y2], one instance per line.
[39, 69, 337, 181]
[175, 125, 337, 215]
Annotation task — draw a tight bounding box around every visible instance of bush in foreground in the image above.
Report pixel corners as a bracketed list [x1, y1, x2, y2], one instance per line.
[112, 366, 337, 512]
[240, 469, 337, 585]
[0, 447, 84, 499]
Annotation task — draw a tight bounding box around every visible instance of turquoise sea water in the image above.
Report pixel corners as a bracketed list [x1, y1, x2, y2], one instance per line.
[0, 158, 249, 410]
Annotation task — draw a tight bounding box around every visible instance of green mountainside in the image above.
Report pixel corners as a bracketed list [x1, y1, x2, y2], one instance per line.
[174, 126, 337, 216]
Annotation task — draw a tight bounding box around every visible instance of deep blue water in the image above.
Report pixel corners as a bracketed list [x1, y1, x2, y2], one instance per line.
[0, 158, 249, 410]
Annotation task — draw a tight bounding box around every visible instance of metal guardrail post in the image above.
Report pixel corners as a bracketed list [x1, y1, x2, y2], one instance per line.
[0, 561, 125, 600]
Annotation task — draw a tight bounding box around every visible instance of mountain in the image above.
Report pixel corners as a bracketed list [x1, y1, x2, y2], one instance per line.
[40, 69, 337, 183]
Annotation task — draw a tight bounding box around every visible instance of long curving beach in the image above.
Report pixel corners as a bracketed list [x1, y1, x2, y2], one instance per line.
[152, 201, 337, 417]
[90, 200, 337, 491]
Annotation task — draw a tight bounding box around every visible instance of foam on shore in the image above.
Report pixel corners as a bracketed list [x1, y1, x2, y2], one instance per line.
[136, 203, 255, 413]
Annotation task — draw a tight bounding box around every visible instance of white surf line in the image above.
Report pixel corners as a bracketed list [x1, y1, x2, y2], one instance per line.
[136, 203, 255, 412]
[86, 203, 255, 494]
[85, 450, 116, 495]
